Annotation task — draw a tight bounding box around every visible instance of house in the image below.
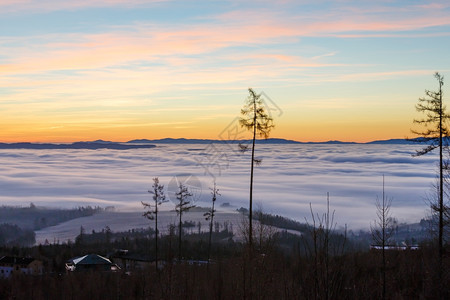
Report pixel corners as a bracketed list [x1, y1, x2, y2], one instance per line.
[0, 256, 43, 278]
[65, 254, 120, 272]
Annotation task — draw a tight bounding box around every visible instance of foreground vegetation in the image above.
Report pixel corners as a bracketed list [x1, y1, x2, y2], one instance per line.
[1, 248, 445, 299]
[0, 213, 448, 299]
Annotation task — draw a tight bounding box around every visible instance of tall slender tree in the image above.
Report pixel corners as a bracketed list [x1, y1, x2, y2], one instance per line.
[239, 88, 275, 246]
[142, 177, 168, 270]
[204, 181, 220, 264]
[411, 72, 448, 278]
[175, 183, 195, 261]
[371, 175, 395, 300]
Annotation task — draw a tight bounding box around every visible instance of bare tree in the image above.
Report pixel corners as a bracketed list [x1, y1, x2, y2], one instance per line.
[371, 175, 395, 300]
[175, 183, 195, 262]
[303, 193, 346, 300]
[438, 166, 450, 245]
[411, 72, 448, 282]
[441, 175, 450, 242]
[253, 206, 278, 254]
[142, 177, 167, 270]
[204, 181, 220, 264]
[239, 88, 275, 247]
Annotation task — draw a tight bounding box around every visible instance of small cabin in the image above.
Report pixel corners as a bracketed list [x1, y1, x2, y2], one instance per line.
[65, 254, 120, 272]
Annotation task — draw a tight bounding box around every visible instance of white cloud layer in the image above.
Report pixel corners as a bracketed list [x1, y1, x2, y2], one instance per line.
[0, 143, 437, 229]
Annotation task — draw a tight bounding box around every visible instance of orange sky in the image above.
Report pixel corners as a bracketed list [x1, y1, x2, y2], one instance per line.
[1, 1, 449, 143]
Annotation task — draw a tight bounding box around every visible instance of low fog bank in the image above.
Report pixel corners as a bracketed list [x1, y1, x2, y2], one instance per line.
[0, 143, 435, 230]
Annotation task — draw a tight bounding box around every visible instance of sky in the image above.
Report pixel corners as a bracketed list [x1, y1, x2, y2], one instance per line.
[1, 0, 450, 143]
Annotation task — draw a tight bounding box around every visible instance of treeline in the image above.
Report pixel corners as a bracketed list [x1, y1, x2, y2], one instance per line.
[0, 205, 104, 247]
[0, 204, 104, 230]
[0, 224, 35, 247]
[73, 221, 235, 260]
[255, 211, 312, 232]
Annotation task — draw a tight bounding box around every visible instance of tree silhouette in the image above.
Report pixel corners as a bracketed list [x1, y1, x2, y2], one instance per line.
[142, 177, 168, 270]
[204, 181, 220, 265]
[175, 183, 195, 261]
[303, 193, 346, 300]
[411, 72, 448, 286]
[371, 175, 395, 300]
[239, 88, 274, 247]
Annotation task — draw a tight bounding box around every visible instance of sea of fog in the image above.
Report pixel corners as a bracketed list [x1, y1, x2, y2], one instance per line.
[0, 143, 439, 229]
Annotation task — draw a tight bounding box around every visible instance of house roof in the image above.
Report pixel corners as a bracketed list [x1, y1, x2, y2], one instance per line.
[0, 256, 36, 266]
[68, 254, 112, 265]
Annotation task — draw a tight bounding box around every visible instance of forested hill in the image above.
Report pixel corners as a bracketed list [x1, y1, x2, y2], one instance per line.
[0, 205, 104, 247]
[0, 204, 103, 230]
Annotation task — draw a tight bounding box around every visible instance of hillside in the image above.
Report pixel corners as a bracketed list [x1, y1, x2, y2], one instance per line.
[0, 204, 102, 230]
[0, 204, 433, 247]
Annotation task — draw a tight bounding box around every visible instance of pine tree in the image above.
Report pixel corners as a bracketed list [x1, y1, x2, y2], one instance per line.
[142, 177, 168, 270]
[204, 181, 220, 264]
[175, 183, 195, 261]
[239, 88, 274, 247]
[411, 72, 448, 297]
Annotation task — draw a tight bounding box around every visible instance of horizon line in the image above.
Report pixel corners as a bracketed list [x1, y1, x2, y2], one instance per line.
[0, 136, 413, 144]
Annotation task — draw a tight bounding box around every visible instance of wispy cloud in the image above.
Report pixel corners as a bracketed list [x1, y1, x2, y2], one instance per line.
[0, 0, 169, 14]
[3, 0, 449, 78]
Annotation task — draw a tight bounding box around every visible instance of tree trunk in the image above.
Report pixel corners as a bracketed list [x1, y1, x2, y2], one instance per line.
[155, 203, 158, 270]
[382, 176, 386, 300]
[438, 80, 444, 298]
[179, 211, 182, 262]
[249, 101, 257, 247]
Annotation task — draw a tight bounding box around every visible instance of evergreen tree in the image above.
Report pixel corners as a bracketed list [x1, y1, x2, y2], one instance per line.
[142, 177, 168, 269]
[411, 72, 448, 297]
[204, 181, 220, 264]
[239, 88, 274, 247]
[175, 183, 195, 261]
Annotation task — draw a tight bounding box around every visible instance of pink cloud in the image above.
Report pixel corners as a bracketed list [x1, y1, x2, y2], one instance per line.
[6, 10, 448, 67]
[214, 4, 450, 36]
[0, 22, 303, 75]
[1, 8, 448, 82]
[1, 2, 449, 97]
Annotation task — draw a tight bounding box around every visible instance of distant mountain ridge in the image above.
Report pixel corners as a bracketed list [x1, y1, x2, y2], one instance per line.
[0, 138, 425, 149]
[0, 141, 156, 150]
[127, 137, 304, 144]
[127, 137, 420, 145]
